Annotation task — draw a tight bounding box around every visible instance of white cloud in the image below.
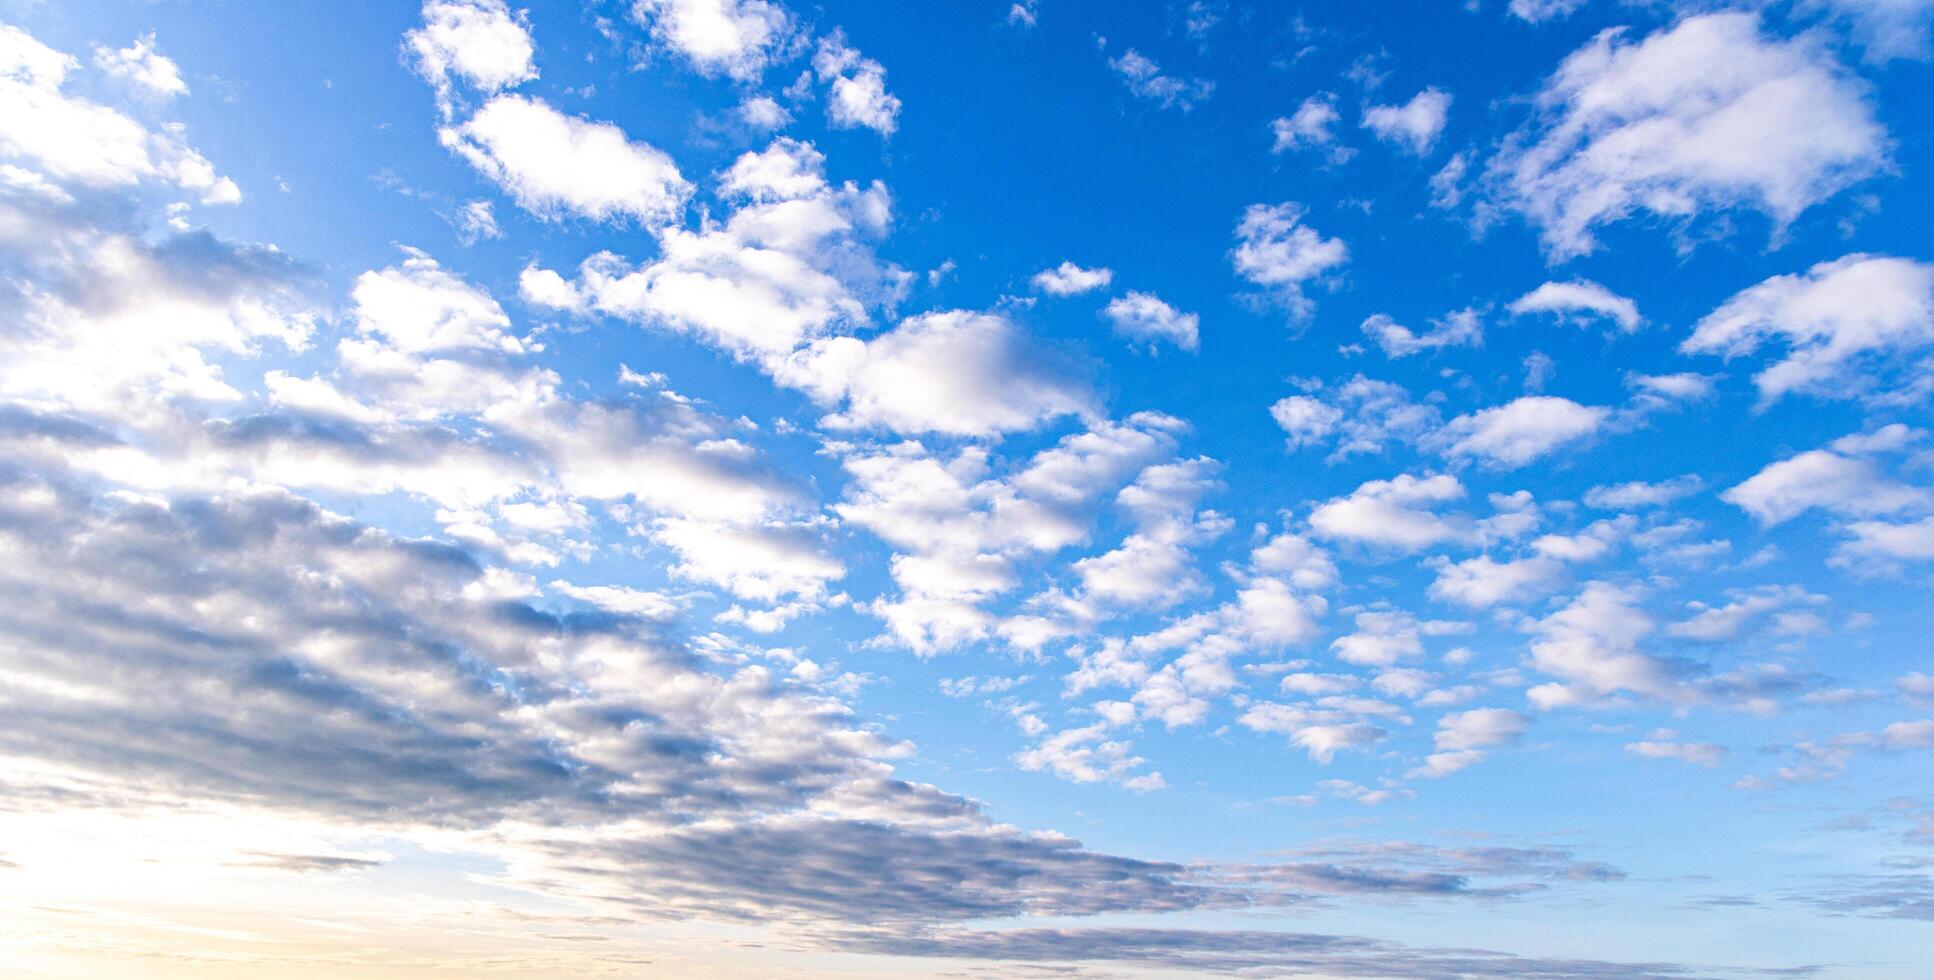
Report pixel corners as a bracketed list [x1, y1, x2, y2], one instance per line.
[1723, 427, 1930, 524]
[814, 33, 901, 136]
[548, 138, 897, 362]
[1838, 515, 1934, 568]
[550, 580, 680, 619]
[92, 33, 189, 98]
[1410, 707, 1528, 778]
[351, 250, 521, 355]
[1270, 394, 1344, 450]
[1073, 458, 1223, 612]
[0, 25, 238, 202]
[738, 94, 792, 130]
[653, 517, 844, 601]
[1103, 291, 1200, 351]
[1360, 308, 1482, 358]
[1429, 554, 1567, 609]
[1362, 87, 1451, 155]
[1432, 396, 1608, 468]
[1682, 254, 1934, 405]
[1309, 473, 1468, 552]
[1032, 261, 1114, 296]
[1508, 279, 1642, 332]
[1108, 49, 1212, 111]
[1272, 93, 1352, 163]
[1488, 13, 1887, 259]
[1230, 202, 1348, 320]
[1508, 0, 1588, 23]
[1270, 376, 1441, 460]
[835, 416, 1182, 652]
[454, 199, 501, 243]
[1667, 585, 1825, 642]
[1525, 583, 1683, 707]
[1015, 722, 1164, 790]
[1239, 702, 1388, 764]
[441, 95, 690, 224]
[1804, 0, 1934, 62]
[631, 0, 794, 80]
[1625, 738, 1728, 766]
[407, 0, 536, 111]
[1250, 532, 1339, 590]
[799, 311, 1093, 437]
[1331, 610, 1466, 666]
[1583, 475, 1701, 510]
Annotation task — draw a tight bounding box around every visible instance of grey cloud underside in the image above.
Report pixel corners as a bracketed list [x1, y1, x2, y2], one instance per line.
[0, 443, 1638, 941]
[836, 926, 1700, 978]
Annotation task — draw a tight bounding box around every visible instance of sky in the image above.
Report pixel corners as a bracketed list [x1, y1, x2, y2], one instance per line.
[0, 0, 1932, 976]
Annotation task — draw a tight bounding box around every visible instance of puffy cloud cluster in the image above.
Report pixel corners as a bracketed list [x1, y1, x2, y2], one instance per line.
[0, 25, 238, 203]
[631, 0, 795, 80]
[526, 139, 1089, 438]
[1362, 86, 1451, 155]
[1109, 48, 1213, 111]
[442, 94, 692, 225]
[1683, 254, 1934, 405]
[1486, 13, 1888, 259]
[407, 0, 537, 112]
[1230, 202, 1349, 320]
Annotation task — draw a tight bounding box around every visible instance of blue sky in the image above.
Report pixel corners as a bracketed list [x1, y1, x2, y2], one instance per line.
[1, 0, 1932, 976]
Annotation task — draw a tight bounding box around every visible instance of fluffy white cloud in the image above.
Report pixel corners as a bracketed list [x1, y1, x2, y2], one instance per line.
[1432, 396, 1608, 468]
[1109, 49, 1212, 111]
[1508, 279, 1642, 332]
[1015, 722, 1164, 790]
[1667, 584, 1825, 642]
[1682, 254, 1934, 405]
[1525, 583, 1683, 707]
[1362, 87, 1451, 155]
[441, 95, 690, 224]
[631, 0, 794, 80]
[407, 0, 537, 110]
[815, 33, 901, 135]
[1410, 708, 1528, 778]
[1838, 516, 1934, 567]
[0, 25, 237, 202]
[738, 94, 792, 129]
[1270, 376, 1441, 460]
[1230, 202, 1348, 320]
[1272, 93, 1352, 163]
[528, 139, 1080, 439]
[1103, 291, 1200, 351]
[544, 139, 893, 359]
[1488, 13, 1887, 259]
[800, 311, 1093, 436]
[1239, 701, 1389, 763]
[1309, 473, 1468, 552]
[1250, 531, 1339, 590]
[92, 33, 188, 98]
[1723, 426, 1929, 524]
[1360, 308, 1481, 358]
[1429, 554, 1566, 609]
[350, 250, 521, 354]
[0, 188, 312, 414]
[653, 517, 845, 601]
[1032, 261, 1114, 296]
[1331, 610, 1467, 666]
[836, 416, 1183, 652]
